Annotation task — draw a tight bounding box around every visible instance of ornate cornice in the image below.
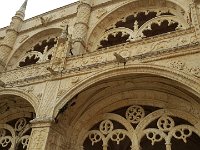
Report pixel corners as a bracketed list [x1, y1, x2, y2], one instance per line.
[1, 29, 199, 87]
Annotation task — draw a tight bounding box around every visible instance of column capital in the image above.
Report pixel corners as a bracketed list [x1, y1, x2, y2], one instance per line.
[30, 117, 55, 128]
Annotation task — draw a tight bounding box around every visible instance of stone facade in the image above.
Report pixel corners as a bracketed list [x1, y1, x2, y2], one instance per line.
[0, 0, 200, 149]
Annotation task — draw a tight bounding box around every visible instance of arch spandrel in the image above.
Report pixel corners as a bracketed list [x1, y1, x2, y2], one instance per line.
[87, 0, 192, 51]
[6, 28, 62, 69]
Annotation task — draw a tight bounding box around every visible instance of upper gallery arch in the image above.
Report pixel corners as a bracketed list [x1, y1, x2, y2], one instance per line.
[7, 28, 62, 69]
[87, 0, 192, 51]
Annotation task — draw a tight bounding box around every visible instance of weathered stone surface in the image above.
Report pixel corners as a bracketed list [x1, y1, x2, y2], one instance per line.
[0, 0, 200, 149]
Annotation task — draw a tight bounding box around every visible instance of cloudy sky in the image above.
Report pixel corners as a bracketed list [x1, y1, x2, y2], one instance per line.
[0, 0, 78, 28]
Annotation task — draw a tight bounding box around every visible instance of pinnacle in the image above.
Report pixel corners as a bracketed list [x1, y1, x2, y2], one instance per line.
[15, 0, 28, 19]
[18, 0, 28, 12]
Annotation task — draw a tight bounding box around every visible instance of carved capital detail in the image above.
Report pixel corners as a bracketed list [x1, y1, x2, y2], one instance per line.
[30, 117, 55, 127]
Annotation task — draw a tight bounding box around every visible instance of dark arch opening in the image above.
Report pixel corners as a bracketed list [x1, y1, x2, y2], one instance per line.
[0, 95, 35, 150]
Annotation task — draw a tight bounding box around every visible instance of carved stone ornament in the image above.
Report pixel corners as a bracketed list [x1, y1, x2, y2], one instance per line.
[83, 105, 200, 149]
[71, 76, 80, 83]
[169, 60, 200, 77]
[48, 26, 72, 72]
[0, 118, 31, 149]
[96, 8, 107, 19]
[19, 35, 29, 43]
[57, 89, 67, 100]
[40, 16, 53, 26]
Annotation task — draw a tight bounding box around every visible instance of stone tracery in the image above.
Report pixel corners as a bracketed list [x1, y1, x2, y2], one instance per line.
[0, 0, 200, 149]
[97, 9, 187, 50]
[83, 105, 200, 150]
[18, 37, 57, 67]
[0, 94, 35, 150]
[0, 118, 32, 150]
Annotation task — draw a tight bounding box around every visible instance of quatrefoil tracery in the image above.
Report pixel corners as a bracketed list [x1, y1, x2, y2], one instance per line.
[157, 116, 175, 132]
[85, 106, 199, 149]
[126, 105, 145, 124]
[99, 120, 114, 135]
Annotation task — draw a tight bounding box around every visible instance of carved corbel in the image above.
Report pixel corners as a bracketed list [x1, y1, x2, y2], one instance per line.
[40, 16, 52, 26]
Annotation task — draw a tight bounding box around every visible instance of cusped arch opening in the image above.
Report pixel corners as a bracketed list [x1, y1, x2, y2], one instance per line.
[87, 0, 191, 51]
[0, 92, 36, 150]
[7, 28, 62, 69]
[80, 108, 200, 150]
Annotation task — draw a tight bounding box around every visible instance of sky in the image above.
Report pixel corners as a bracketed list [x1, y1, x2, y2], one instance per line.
[0, 0, 78, 28]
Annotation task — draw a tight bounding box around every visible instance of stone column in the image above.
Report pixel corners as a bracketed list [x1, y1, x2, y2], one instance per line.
[1, 19, 21, 63]
[103, 144, 108, 150]
[27, 117, 54, 150]
[0, 0, 27, 66]
[165, 143, 172, 150]
[189, 2, 200, 37]
[72, 0, 92, 55]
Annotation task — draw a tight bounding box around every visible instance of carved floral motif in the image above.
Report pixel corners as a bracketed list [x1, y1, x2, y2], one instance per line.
[96, 8, 107, 19]
[28, 128, 48, 149]
[169, 60, 200, 77]
[40, 16, 53, 26]
[57, 89, 67, 100]
[19, 35, 29, 43]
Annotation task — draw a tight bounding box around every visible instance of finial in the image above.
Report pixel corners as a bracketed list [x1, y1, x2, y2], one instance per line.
[15, 0, 28, 19]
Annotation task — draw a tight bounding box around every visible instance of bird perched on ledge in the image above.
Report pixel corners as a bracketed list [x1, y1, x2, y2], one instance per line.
[0, 80, 5, 88]
[47, 67, 58, 75]
[113, 52, 127, 66]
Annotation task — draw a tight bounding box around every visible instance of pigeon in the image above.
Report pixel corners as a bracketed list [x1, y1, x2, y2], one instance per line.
[113, 52, 127, 66]
[47, 67, 57, 75]
[0, 80, 5, 88]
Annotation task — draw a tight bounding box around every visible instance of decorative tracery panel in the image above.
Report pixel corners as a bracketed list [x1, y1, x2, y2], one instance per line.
[97, 9, 188, 50]
[83, 105, 200, 150]
[18, 37, 57, 67]
[0, 117, 32, 150]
